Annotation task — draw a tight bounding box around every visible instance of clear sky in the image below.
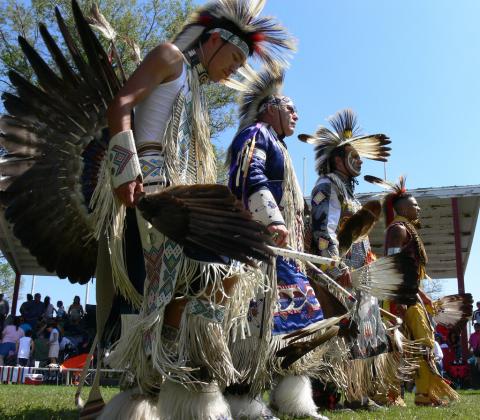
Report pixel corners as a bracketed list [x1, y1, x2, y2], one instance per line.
[14, 0, 480, 314]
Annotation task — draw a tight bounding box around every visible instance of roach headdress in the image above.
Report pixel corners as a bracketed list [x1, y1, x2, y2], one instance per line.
[364, 175, 409, 227]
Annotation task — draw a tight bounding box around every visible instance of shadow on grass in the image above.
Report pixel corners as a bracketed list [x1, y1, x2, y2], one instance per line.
[2, 408, 79, 419]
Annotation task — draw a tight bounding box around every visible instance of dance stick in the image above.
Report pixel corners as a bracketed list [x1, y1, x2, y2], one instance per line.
[268, 246, 340, 267]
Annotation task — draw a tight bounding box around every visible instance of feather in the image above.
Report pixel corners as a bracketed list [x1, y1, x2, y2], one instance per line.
[0, 0, 123, 284]
[276, 326, 339, 369]
[136, 184, 274, 267]
[298, 109, 391, 175]
[234, 63, 285, 131]
[86, 3, 117, 41]
[172, 0, 295, 68]
[364, 174, 406, 195]
[337, 200, 381, 255]
[433, 293, 473, 329]
[351, 251, 419, 305]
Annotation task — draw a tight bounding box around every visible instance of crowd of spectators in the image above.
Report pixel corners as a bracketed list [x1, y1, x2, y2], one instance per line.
[0, 293, 93, 368]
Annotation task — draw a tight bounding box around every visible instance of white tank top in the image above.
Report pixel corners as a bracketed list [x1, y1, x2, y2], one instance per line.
[18, 336, 31, 359]
[134, 64, 187, 147]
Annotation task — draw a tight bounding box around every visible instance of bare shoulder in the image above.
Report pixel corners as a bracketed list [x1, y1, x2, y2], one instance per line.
[146, 43, 184, 71]
[387, 223, 408, 245]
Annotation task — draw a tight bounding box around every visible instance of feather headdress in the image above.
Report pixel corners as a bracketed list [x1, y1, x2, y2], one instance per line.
[364, 175, 409, 227]
[173, 0, 295, 68]
[225, 63, 286, 131]
[298, 109, 391, 175]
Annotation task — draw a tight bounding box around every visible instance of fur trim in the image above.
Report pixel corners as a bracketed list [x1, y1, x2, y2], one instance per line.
[98, 389, 158, 420]
[270, 375, 321, 418]
[158, 380, 232, 420]
[225, 394, 274, 419]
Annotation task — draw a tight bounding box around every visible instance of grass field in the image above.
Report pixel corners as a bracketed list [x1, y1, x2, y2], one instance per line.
[0, 385, 479, 419]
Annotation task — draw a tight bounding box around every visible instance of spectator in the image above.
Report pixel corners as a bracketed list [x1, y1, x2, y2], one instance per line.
[17, 329, 34, 367]
[47, 321, 60, 365]
[473, 301, 480, 326]
[19, 294, 33, 319]
[0, 317, 24, 365]
[19, 317, 32, 335]
[68, 296, 84, 324]
[434, 334, 444, 375]
[56, 301, 66, 319]
[27, 293, 44, 330]
[43, 296, 56, 320]
[469, 323, 480, 356]
[33, 331, 49, 367]
[0, 293, 9, 331]
[448, 330, 462, 362]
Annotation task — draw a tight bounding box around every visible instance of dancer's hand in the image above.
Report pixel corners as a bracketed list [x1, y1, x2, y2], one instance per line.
[268, 224, 289, 247]
[114, 177, 144, 207]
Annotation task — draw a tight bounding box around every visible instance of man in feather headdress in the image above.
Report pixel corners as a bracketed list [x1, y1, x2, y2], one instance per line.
[0, 1, 292, 417]
[302, 110, 395, 409]
[226, 66, 329, 420]
[381, 178, 459, 406]
[94, 1, 296, 418]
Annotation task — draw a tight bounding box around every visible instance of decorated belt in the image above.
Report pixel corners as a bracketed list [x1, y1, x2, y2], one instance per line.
[137, 142, 164, 156]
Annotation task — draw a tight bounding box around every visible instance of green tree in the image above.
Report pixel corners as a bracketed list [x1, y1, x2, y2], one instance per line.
[0, 0, 237, 141]
[0, 253, 17, 300]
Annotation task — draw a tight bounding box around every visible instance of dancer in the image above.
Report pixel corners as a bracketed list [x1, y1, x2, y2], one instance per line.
[227, 65, 330, 420]
[371, 175, 459, 406]
[0, 1, 293, 418]
[302, 110, 398, 408]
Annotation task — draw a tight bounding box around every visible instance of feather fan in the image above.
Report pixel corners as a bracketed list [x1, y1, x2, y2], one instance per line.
[136, 184, 273, 267]
[433, 293, 473, 329]
[337, 200, 381, 256]
[351, 251, 419, 305]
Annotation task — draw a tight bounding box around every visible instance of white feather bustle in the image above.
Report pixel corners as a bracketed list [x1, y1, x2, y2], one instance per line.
[225, 394, 277, 419]
[158, 380, 232, 420]
[270, 376, 328, 420]
[98, 388, 158, 420]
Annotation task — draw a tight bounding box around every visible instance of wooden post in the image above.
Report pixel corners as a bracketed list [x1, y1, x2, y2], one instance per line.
[451, 197, 468, 360]
[11, 271, 21, 316]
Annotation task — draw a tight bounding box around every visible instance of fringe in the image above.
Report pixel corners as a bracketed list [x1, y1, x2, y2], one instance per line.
[177, 299, 238, 388]
[229, 260, 277, 395]
[90, 154, 142, 308]
[189, 70, 216, 184]
[109, 258, 258, 391]
[278, 142, 305, 269]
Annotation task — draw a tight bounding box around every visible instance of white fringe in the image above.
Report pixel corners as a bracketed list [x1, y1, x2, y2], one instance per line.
[177, 299, 238, 387]
[98, 388, 159, 420]
[158, 380, 231, 420]
[90, 156, 142, 308]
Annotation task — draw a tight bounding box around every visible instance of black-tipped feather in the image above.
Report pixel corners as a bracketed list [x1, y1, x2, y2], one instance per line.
[136, 185, 274, 266]
[434, 293, 473, 329]
[351, 251, 419, 305]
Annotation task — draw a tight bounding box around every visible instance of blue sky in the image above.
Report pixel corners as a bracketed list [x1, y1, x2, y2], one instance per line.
[14, 0, 480, 313]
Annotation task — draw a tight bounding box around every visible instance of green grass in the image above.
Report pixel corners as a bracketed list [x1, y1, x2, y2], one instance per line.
[0, 385, 479, 419]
